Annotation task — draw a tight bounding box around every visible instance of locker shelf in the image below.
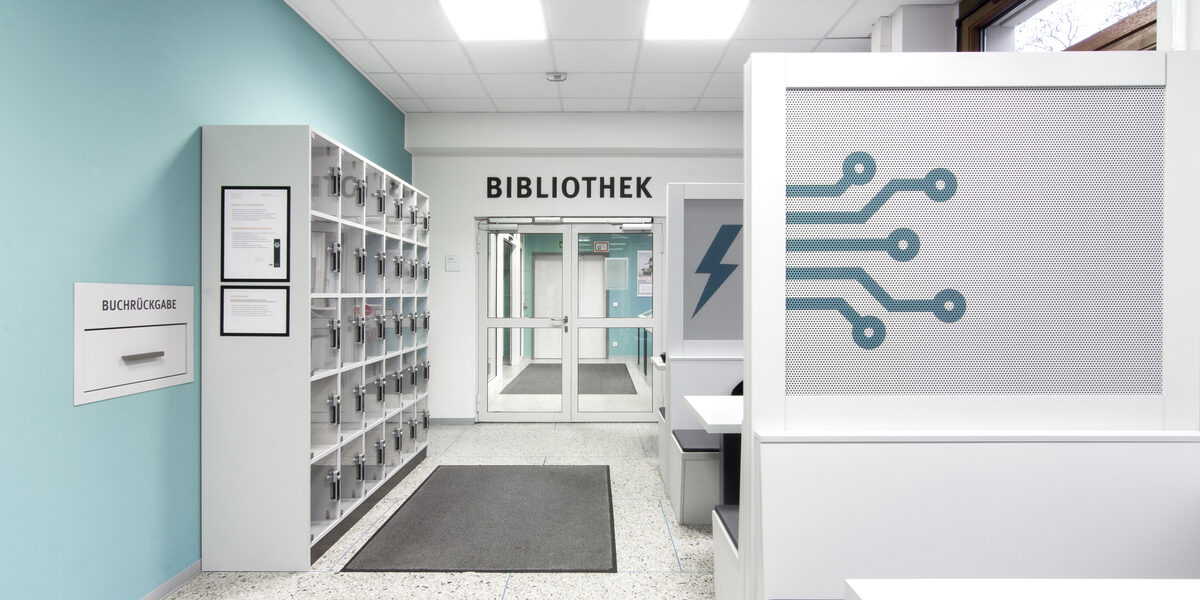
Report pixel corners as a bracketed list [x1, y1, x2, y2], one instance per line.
[203, 125, 432, 570]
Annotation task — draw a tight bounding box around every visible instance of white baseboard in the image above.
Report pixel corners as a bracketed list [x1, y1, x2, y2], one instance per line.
[430, 417, 475, 425]
[142, 560, 201, 600]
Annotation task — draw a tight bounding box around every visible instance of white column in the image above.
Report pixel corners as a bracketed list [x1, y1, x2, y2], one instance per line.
[871, 4, 957, 52]
[1160, 0, 1200, 50]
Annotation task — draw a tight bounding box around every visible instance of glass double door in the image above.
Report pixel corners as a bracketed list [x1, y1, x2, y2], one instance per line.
[479, 222, 660, 422]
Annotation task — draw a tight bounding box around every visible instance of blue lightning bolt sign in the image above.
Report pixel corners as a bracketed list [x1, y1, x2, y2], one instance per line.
[693, 224, 742, 318]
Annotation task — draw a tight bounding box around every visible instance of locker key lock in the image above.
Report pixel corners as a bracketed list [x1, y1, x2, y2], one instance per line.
[376, 190, 387, 214]
[354, 452, 366, 481]
[392, 371, 404, 394]
[356, 178, 367, 205]
[376, 377, 386, 403]
[394, 427, 403, 451]
[376, 439, 386, 464]
[330, 166, 341, 197]
[376, 253, 386, 276]
[354, 385, 365, 412]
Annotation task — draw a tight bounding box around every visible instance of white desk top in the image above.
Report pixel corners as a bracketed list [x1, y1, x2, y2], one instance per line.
[683, 395, 743, 434]
[847, 579, 1200, 600]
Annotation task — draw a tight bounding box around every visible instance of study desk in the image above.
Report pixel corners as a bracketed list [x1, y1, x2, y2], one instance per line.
[684, 395, 743, 505]
[846, 579, 1200, 600]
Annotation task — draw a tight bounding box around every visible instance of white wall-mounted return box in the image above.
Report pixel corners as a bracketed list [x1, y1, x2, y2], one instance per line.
[74, 282, 194, 406]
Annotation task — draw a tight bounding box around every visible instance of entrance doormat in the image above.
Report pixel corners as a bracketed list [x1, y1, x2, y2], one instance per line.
[500, 363, 637, 395]
[342, 465, 617, 572]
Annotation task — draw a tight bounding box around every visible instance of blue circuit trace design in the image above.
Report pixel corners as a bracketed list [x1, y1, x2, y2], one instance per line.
[786, 152, 965, 349]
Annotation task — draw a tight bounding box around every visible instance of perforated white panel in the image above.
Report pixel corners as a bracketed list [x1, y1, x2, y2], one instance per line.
[784, 87, 1164, 395]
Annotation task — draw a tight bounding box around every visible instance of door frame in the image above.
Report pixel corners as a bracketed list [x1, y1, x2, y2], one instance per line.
[476, 219, 662, 422]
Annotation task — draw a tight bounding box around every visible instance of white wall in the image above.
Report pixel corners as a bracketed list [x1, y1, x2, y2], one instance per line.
[408, 112, 743, 420]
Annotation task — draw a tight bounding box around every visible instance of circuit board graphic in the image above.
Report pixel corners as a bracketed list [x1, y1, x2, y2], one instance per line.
[786, 152, 965, 349]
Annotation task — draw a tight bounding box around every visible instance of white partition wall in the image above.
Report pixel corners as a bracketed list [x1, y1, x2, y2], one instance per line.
[742, 52, 1200, 600]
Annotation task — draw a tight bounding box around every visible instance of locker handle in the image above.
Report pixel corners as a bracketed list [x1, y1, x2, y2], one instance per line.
[330, 166, 341, 196]
[329, 319, 339, 349]
[392, 371, 403, 394]
[425, 312, 431, 331]
[376, 439, 385, 464]
[394, 315, 402, 335]
[376, 253, 385, 276]
[376, 377, 386, 403]
[377, 316, 386, 339]
[395, 199, 403, 220]
[409, 313, 417, 333]
[424, 361, 430, 381]
[410, 418, 417, 439]
[394, 256, 402, 277]
[355, 248, 366, 274]
[394, 427, 402, 451]
[356, 179, 366, 206]
[357, 318, 366, 345]
[376, 191, 386, 214]
[409, 206, 417, 226]
[422, 410, 429, 430]
[409, 366, 417, 386]
[423, 212, 430, 230]
[354, 385, 365, 412]
[356, 454, 365, 481]
[328, 393, 340, 424]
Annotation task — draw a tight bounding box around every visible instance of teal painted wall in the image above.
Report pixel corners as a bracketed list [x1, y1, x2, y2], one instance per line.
[0, 1, 410, 598]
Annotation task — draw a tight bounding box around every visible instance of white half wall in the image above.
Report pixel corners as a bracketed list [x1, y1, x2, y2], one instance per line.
[408, 112, 743, 420]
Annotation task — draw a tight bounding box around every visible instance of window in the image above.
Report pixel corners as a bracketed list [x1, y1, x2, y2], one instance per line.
[958, 0, 1156, 51]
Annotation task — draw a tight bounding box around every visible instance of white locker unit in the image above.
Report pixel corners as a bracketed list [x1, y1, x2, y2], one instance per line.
[201, 125, 432, 570]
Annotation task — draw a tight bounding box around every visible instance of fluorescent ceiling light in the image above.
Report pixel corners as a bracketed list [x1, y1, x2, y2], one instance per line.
[643, 0, 750, 40]
[439, 0, 547, 41]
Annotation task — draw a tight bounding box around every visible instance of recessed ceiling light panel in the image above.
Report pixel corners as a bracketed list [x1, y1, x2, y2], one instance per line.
[643, 0, 750, 40]
[439, 0, 547, 41]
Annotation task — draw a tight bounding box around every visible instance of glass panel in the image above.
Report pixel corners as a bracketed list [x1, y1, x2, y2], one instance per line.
[577, 232, 653, 318]
[577, 327, 653, 413]
[487, 327, 562, 413]
[486, 232, 563, 318]
[984, 0, 1154, 52]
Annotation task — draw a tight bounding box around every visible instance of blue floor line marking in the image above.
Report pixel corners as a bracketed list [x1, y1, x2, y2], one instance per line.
[637, 429, 647, 457]
[438, 426, 471, 457]
[658, 499, 684, 573]
[501, 572, 511, 599]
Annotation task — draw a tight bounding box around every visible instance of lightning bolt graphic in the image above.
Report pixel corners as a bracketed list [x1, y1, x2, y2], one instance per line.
[693, 224, 742, 318]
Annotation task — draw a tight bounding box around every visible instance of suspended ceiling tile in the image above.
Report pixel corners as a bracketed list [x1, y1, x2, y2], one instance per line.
[636, 41, 727, 73]
[828, 0, 955, 38]
[480, 73, 561, 98]
[335, 40, 392, 73]
[717, 39, 821, 72]
[422, 98, 497, 112]
[735, 0, 852, 39]
[696, 97, 744, 111]
[630, 98, 698, 111]
[368, 73, 418, 98]
[544, 0, 649, 40]
[394, 98, 430, 113]
[287, 0, 362, 39]
[375, 41, 473, 73]
[562, 98, 631, 111]
[632, 73, 711, 98]
[333, 0, 457, 40]
[464, 41, 555, 73]
[552, 41, 640, 73]
[813, 37, 872, 52]
[703, 73, 743, 98]
[557, 73, 634, 98]
[494, 98, 565, 112]
[402, 73, 487, 98]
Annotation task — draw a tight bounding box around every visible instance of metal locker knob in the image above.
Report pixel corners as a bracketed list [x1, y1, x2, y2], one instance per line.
[376, 439, 386, 463]
[328, 393, 341, 424]
[356, 179, 367, 205]
[354, 385, 365, 412]
[354, 453, 366, 481]
[408, 313, 417, 333]
[376, 253, 386, 276]
[394, 427, 403, 451]
[376, 377, 386, 402]
[330, 166, 341, 196]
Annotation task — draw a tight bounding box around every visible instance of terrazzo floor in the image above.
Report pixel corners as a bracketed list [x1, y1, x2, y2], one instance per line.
[169, 422, 714, 599]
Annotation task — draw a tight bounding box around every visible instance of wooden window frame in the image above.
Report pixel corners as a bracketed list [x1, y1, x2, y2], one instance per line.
[958, 0, 1157, 52]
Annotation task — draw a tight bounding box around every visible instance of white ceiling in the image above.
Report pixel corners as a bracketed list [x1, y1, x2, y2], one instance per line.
[285, 0, 956, 114]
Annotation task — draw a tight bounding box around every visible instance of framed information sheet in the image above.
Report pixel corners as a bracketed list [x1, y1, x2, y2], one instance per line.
[220, 286, 290, 336]
[221, 186, 290, 281]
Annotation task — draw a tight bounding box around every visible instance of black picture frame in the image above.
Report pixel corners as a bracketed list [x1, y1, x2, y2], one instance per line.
[221, 186, 291, 282]
[220, 285, 290, 337]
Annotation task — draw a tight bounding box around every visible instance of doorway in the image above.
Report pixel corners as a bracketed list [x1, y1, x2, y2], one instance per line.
[478, 220, 661, 422]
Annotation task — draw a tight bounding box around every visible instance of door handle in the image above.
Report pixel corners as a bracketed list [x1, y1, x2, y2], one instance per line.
[549, 316, 568, 327]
